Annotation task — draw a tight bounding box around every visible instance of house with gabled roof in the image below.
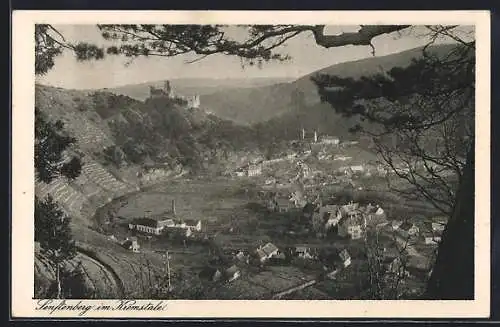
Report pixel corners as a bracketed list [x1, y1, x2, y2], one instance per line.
[255, 242, 280, 263]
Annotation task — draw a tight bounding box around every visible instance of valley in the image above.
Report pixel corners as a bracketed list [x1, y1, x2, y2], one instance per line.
[34, 43, 459, 300]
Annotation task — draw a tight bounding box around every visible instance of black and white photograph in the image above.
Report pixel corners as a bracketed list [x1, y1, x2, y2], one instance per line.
[11, 10, 490, 318]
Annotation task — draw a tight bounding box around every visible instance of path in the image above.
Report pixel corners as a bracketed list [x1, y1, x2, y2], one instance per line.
[271, 280, 317, 299]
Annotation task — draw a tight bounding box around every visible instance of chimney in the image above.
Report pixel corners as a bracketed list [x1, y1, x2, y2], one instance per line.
[172, 199, 176, 216]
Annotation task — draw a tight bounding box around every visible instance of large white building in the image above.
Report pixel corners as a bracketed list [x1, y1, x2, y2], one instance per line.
[320, 136, 340, 145]
[128, 218, 172, 235]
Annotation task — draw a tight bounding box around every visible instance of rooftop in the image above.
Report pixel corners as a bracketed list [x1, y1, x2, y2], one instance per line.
[261, 242, 279, 256]
[183, 219, 200, 226]
[130, 217, 160, 228]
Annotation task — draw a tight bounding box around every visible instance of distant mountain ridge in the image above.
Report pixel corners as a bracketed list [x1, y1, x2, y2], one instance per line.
[85, 44, 459, 126]
[93, 77, 296, 101]
[200, 43, 460, 125]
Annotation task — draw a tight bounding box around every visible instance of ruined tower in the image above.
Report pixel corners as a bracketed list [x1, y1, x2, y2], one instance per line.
[164, 80, 174, 98]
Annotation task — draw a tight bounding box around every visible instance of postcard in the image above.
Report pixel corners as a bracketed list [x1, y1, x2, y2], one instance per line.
[11, 10, 490, 318]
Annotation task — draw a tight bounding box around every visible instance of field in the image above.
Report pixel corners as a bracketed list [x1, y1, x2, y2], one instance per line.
[86, 167, 441, 299]
[204, 266, 316, 299]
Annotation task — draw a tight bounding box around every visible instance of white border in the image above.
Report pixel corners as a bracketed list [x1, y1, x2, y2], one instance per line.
[11, 10, 491, 318]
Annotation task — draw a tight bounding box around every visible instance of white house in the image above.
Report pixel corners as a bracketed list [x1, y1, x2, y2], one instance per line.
[184, 219, 202, 232]
[129, 218, 165, 235]
[320, 136, 340, 145]
[247, 164, 262, 177]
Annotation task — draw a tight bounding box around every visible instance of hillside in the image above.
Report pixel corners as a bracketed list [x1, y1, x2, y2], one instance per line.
[35, 84, 256, 298]
[96, 77, 296, 101]
[200, 44, 459, 125]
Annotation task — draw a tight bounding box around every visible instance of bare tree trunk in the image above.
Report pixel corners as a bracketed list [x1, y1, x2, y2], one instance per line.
[56, 262, 62, 299]
[426, 145, 474, 299]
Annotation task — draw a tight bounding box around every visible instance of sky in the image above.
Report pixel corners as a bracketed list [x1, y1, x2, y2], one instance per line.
[36, 25, 474, 89]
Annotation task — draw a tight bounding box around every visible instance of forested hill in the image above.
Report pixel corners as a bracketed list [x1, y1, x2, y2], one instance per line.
[200, 44, 460, 125]
[35, 84, 260, 174]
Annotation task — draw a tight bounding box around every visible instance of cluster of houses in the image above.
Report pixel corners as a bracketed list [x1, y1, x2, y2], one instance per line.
[197, 240, 357, 286]
[303, 199, 446, 246]
[390, 218, 446, 244]
[304, 201, 387, 240]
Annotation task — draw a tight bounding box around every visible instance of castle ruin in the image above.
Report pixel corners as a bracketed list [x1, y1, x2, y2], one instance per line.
[149, 80, 200, 109]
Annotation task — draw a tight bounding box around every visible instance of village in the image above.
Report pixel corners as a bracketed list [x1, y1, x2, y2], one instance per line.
[101, 128, 448, 299]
